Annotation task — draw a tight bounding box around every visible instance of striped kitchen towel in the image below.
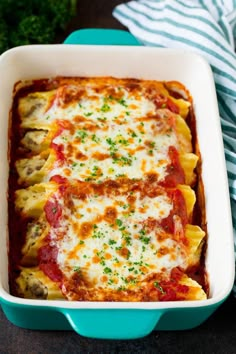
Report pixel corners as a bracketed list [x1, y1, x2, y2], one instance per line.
[113, 0, 236, 292]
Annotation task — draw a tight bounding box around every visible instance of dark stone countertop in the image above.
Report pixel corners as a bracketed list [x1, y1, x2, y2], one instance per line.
[1, 1, 236, 353]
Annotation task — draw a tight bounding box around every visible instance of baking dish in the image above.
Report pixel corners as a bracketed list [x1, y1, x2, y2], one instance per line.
[0, 39, 234, 339]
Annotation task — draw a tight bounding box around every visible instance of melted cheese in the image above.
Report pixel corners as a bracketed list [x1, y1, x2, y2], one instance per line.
[53, 189, 188, 290]
[18, 89, 192, 186]
[50, 109, 178, 182]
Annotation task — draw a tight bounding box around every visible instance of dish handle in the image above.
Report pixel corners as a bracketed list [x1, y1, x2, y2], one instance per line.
[59, 308, 164, 339]
[63, 28, 141, 46]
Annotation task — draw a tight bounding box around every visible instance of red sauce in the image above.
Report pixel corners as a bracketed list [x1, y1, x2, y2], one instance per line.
[160, 189, 188, 234]
[159, 146, 185, 187]
[153, 94, 180, 114]
[38, 245, 62, 282]
[157, 268, 189, 301]
[44, 198, 62, 228]
[51, 142, 65, 162]
[153, 94, 166, 109]
[38, 244, 58, 263]
[166, 97, 179, 114]
[50, 175, 68, 184]
[39, 263, 62, 282]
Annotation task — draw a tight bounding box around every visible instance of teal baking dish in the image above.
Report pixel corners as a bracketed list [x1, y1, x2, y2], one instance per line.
[0, 30, 234, 340]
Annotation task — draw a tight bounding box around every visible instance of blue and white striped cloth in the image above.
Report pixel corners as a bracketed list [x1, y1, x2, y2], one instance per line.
[113, 0, 236, 293]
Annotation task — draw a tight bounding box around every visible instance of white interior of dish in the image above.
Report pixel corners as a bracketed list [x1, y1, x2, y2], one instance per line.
[0, 45, 234, 309]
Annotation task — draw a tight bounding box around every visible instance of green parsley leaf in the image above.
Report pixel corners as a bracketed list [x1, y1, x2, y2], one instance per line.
[103, 267, 112, 274]
[76, 130, 88, 142]
[84, 112, 93, 117]
[73, 266, 81, 273]
[118, 98, 128, 107]
[139, 235, 151, 245]
[108, 239, 117, 245]
[153, 281, 165, 293]
[101, 103, 111, 112]
[91, 134, 100, 143]
[116, 219, 123, 227]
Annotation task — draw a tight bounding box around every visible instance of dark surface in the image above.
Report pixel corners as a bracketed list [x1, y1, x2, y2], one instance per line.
[1, 1, 236, 353]
[55, 0, 129, 43]
[1, 295, 236, 354]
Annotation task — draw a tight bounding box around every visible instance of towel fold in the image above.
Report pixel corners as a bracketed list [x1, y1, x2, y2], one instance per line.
[113, 0, 236, 293]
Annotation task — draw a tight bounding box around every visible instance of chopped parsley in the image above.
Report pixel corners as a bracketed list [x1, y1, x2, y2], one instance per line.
[106, 137, 118, 155]
[101, 103, 111, 112]
[73, 266, 81, 274]
[76, 129, 88, 143]
[118, 138, 129, 146]
[153, 281, 165, 293]
[116, 174, 126, 178]
[106, 137, 114, 145]
[91, 134, 100, 143]
[103, 267, 112, 274]
[118, 98, 128, 107]
[131, 131, 138, 138]
[139, 235, 151, 245]
[97, 117, 107, 122]
[71, 162, 78, 169]
[115, 246, 122, 251]
[84, 177, 93, 182]
[122, 204, 130, 210]
[92, 230, 105, 239]
[90, 165, 102, 177]
[123, 235, 132, 246]
[117, 286, 127, 291]
[112, 155, 133, 166]
[116, 219, 123, 227]
[107, 95, 114, 101]
[150, 141, 155, 148]
[108, 239, 117, 245]
[84, 112, 93, 117]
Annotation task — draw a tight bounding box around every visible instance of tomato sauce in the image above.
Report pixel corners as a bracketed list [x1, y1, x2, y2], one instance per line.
[38, 245, 62, 282]
[159, 146, 185, 187]
[44, 198, 62, 228]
